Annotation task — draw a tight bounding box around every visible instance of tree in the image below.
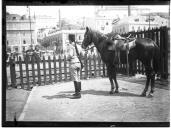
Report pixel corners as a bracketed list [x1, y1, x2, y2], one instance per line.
[41, 39, 50, 52]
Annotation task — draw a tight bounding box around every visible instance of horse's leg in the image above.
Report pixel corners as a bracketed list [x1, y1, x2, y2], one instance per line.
[148, 72, 155, 97]
[113, 69, 119, 93]
[141, 65, 151, 96]
[107, 66, 115, 94]
[129, 62, 135, 76]
[141, 74, 150, 96]
[148, 58, 155, 97]
[109, 77, 115, 94]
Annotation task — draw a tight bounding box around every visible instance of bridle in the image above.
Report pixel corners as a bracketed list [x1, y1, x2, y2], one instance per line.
[84, 45, 95, 52]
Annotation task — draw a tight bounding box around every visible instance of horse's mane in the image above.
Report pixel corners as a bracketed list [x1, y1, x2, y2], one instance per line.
[87, 27, 115, 52]
[88, 28, 107, 38]
[105, 32, 119, 39]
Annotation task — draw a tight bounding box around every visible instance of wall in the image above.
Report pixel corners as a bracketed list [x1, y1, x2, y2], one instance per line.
[6, 19, 37, 53]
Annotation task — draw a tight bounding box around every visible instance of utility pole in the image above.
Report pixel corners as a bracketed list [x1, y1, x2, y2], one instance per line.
[83, 17, 85, 29]
[128, 5, 131, 16]
[127, 5, 131, 77]
[28, 6, 33, 48]
[59, 9, 61, 30]
[149, 11, 151, 29]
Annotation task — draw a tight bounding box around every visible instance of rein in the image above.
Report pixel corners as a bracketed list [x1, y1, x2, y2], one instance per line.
[84, 45, 95, 52]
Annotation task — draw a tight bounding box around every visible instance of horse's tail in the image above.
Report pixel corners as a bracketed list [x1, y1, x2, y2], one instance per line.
[153, 42, 161, 75]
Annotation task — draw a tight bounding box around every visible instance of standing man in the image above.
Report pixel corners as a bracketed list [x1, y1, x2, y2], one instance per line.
[66, 34, 83, 99]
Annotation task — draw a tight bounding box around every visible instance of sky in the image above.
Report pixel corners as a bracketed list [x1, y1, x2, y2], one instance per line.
[6, 6, 96, 18]
[6, 5, 169, 19]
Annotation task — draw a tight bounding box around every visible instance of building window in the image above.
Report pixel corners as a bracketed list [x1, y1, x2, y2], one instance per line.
[134, 18, 139, 22]
[14, 47, 19, 52]
[12, 17, 16, 20]
[78, 35, 82, 40]
[123, 27, 125, 32]
[23, 40, 26, 44]
[22, 46, 26, 52]
[21, 16, 24, 20]
[101, 26, 105, 30]
[32, 39, 34, 44]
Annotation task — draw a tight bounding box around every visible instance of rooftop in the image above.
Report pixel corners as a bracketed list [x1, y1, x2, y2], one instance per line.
[6, 12, 35, 21]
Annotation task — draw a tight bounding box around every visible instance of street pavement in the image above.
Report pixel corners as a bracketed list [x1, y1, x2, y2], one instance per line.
[18, 77, 169, 122]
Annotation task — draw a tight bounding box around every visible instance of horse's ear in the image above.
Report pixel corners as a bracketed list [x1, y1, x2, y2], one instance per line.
[86, 27, 89, 32]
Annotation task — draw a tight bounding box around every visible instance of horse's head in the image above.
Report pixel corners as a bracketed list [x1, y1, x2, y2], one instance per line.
[82, 27, 93, 49]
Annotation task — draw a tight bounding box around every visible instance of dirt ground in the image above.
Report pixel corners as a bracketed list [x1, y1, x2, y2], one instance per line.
[13, 76, 169, 122]
[6, 88, 30, 121]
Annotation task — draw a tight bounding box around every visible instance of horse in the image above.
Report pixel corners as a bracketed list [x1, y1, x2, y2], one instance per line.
[82, 27, 120, 94]
[108, 34, 161, 97]
[82, 27, 160, 97]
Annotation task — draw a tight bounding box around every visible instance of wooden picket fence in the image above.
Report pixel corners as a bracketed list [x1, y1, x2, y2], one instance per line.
[121, 26, 169, 78]
[6, 54, 108, 89]
[6, 26, 169, 90]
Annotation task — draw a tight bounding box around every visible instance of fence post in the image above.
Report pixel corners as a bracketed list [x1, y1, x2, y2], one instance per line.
[64, 55, 67, 81]
[89, 55, 92, 78]
[93, 54, 97, 78]
[10, 57, 16, 88]
[53, 56, 57, 83]
[31, 56, 36, 87]
[43, 56, 46, 85]
[59, 55, 62, 82]
[37, 55, 41, 85]
[80, 56, 83, 79]
[84, 54, 88, 79]
[160, 27, 164, 78]
[25, 57, 30, 90]
[48, 56, 52, 84]
[6, 67, 8, 88]
[163, 26, 168, 79]
[19, 56, 24, 89]
[98, 54, 101, 77]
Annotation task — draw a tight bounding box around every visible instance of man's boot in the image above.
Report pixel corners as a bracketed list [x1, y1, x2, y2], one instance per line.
[71, 81, 81, 99]
[78, 81, 81, 91]
[72, 81, 78, 96]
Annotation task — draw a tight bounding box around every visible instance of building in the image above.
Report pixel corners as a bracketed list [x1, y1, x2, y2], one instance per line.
[42, 29, 85, 54]
[6, 13, 37, 53]
[94, 6, 151, 34]
[112, 15, 169, 34]
[35, 15, 58, 29]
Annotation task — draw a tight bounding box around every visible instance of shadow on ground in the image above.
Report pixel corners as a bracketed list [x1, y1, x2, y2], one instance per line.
[42, 89, 141, 100]
[117, 75, 169, 90]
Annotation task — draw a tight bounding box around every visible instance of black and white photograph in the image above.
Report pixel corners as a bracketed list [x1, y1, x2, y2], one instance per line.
[3, 3, 170, 127]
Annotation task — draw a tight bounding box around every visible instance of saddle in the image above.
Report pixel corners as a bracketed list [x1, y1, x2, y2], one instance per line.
[107, 34, 136, 64]
[108, 34, 136, 52]
[119, 38, 136, 51]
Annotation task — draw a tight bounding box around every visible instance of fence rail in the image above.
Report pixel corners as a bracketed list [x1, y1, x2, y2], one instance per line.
[6, 26, 169, 89]
[6, 54, 107, 89]
[122, 26, 169, 78]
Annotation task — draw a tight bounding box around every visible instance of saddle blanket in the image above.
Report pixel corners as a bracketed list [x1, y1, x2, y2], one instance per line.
[107, 39, 136, 51]
[124, 39, 136, 51]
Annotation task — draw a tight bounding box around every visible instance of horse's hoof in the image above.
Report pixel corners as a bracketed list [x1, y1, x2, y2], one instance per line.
[147, 93, 153, 98]
[114, 90, 119, 93]
[109, 91, 114, 94]
[140, 93, 146, 97]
